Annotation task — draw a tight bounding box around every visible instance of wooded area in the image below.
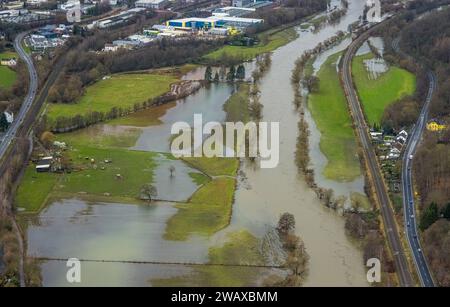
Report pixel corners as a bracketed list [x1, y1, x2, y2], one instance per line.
[396, 5, 450, 286]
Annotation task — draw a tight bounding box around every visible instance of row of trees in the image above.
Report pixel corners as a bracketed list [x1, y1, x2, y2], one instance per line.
[263, 213, 309, 286]
[204, 65, 246, 82]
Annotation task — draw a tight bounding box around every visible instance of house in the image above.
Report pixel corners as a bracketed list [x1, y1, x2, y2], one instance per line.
[396, 135, 406, 145]
[398, 130, 408, 139]
[390, 147, 401, 155]
[3, 1, 24, 10]
[370, 131, 383, 141]
[0, 58, 17, 66]
[427, 119, 447, 132]
[3, 111, 13, 124]
[112, 39, 142, 49]
[26, 0, 49, 6]
[36, 156, 53, 172]
[103, 43, 119, 52]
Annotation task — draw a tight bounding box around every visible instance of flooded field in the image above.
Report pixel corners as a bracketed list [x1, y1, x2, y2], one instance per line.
[26, 0, 370, 287]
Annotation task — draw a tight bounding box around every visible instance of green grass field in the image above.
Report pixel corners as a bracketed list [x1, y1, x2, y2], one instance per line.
[0, 51, 17, 89]
[15, 146, 159, 212]
[223, 83, 250, 123]
[108, 101, 176, 127]
[352, 53, 416, 126]
[53, 146, 158, 198]
[56, 125, 141, 149]
[182, 157, 239, 177]
[47, 73, 178, 123]
[308, 53, 361, 182]
[204, 27, 298, 63]
[164, 176, 236, 241]
[15, 166, 59, 213]
[209, 230, 264, 265]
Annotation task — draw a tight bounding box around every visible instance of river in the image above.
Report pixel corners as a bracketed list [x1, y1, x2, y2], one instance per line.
[26, 0, 369, 286]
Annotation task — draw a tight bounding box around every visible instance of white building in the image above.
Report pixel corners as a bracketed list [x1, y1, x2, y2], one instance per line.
[0, 58, 17, 67]
[3, 112, 14, 124]
[26, 0, 49, 5]
[58, 0, 80, 11]
[135, 0, 169, 9]
[103, 43, 119, 52]
[0, 10, 20, 19]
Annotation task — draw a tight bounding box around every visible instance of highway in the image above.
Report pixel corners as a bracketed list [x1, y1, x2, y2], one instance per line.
[0, 32, 38, 164]
[401, 71, 436, 287]
[341, 22, 414, 287]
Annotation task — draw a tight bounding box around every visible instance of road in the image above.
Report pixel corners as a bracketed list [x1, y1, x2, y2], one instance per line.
[401, 71, 436, 287]
[341, 21, 414, 287]
[0, 31, 37, 287]
[0, 32, 38, 164]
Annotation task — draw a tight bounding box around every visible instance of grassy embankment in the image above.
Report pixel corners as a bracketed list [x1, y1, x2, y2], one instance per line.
[308, 53, 361, 182]
[153, 230, 265, 286]
[352, 53, 416, 126]
[223, 83, 251, 123]
[47, 73, 177, 125]
[0, 51, 17, 89]
[164, 176, 236, 241]
[46, 64, 197, 127]
[204, 27, 298, 63]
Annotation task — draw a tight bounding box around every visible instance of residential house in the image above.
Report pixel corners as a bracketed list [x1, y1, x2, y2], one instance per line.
[0, 58, 17, 66]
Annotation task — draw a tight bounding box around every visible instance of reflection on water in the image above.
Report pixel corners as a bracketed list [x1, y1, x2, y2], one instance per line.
[230, 0, 369, 286]
[132, 83, 234, 152]
[153, 154, 202, 202]
[27, 200, 209, 264]
[182, 62, 257, 82]
[40, 261, 193, 287]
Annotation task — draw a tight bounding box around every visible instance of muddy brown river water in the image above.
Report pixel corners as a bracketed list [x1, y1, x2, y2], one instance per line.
[27, 0, 369, 286]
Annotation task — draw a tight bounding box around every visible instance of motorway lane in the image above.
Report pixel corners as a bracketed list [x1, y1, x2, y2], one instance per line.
[401, 72, 436, 287]
[341, 22, 414, 286]
[0, 32, 38, 165]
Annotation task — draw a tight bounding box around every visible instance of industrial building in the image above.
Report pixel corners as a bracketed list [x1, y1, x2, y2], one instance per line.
[166, 16, 263, 30]
[135, 0, 169, 9]
[212, 6, 256, 17]
[87, 8, 146, 29]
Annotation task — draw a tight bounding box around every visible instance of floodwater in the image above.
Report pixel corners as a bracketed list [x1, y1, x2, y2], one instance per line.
[27, 0, 370, 286]
[132, 83, 234, 152]
[229, 0, 368, 286]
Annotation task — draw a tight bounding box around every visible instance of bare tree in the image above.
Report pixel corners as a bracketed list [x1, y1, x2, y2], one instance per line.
[277, 212, 296, 236]
[169, 165, 175, 178]
[140, 184, 157, 202]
